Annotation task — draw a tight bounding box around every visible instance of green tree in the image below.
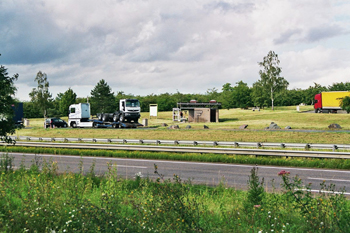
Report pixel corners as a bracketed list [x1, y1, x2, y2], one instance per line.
[157, 93, 177, 111]
[340, 96, 350, 113]
[220, 83, 235, 109]
[251, 81, 270, 108]
[89, 79, 117, 115]
[0, 55, 19, 143]
[29, 71, 53, 117]
[328, 82, 350, 91]
[232, 81, 252, 108]
[58, 88, 77, 116]
[23, 101, 41, 118]
[257, 51, 289, 110]
[302, 82, 327, 105]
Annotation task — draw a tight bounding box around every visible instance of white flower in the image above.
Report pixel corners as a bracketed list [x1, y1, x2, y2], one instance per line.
[135, 172, 143, 178]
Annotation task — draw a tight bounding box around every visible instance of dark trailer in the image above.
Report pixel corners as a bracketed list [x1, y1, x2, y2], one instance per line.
[11, 103, 24, 126]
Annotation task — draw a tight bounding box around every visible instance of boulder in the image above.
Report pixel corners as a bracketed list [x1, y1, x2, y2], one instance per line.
[204, 125, 209, 129]
[285, 126, 292, 130]
[161, 123, 168, 127]
[266, 122, 281, 130]
[239, 124, 248, 129]
[186, 125, 191, 129]
[328, 123, 341, 129]
[168, 125, 180, 129]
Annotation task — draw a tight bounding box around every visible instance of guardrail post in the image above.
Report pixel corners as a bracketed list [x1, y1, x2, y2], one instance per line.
[78, 138, 82, 142]
[174, 140, 179, 145]
[234, 142, 239, 148]
[281, 143, 285, 149]
[26, 137, 30, 141]
[123, 139, 127, 144]
[107, 139, 111, 143]
[93, 139, 97, 142]
[257, 142, 262, 148]
[139, 140, 144, 144]
[333, 145, 338, 152]
[213, 141, 218, 146]
[156, 140, 161, 145]
[39, 138, 42, 141]
[305, 144, 311, 150]
[51, 138, 55, 142]
[64, 138, 68, 143]
[193, 141, 198, 146]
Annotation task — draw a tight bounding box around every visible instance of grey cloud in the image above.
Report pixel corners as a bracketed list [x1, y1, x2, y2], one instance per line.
[305, 25, 346, 42]
[205, 1, 255, 14]
[274, 29, 302, 44]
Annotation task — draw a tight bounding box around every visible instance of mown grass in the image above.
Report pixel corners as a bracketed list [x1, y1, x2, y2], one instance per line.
[17, 106, 350, 145]
[1, 153, 349, 232]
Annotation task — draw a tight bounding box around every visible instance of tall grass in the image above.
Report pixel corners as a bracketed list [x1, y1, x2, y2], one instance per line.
[1, 153, 349, 232]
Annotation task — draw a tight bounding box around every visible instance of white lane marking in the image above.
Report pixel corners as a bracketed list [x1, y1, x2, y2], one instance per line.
[9, 152, 350, 174]
[295, 188, 350, 195]
[307, 177, 350, 183]
[113, 165, 147, 169]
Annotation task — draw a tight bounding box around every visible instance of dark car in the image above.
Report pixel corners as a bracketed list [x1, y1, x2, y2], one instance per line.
[45, 118, 68, 128]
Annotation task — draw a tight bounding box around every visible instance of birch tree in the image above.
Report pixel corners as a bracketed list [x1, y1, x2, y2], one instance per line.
[257, 51, 288, 110]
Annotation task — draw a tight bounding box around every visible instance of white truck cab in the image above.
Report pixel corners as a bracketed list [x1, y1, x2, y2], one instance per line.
[119, 99, 141, 122]
[68, 103, 95, 128]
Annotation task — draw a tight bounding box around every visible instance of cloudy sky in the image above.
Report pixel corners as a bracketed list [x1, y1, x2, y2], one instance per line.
[1, 0, 350, 101]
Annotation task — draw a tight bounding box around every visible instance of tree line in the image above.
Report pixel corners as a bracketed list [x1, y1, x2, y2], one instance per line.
[23, 51, 350, 118]
[23, 75, 350, 118]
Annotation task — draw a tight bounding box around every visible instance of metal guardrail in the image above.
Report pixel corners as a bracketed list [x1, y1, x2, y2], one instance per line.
[4, 141, 350, 159]
[7, 136, 350, 152]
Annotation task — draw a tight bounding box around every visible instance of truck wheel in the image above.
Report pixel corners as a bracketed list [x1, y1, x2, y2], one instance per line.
[113, 115, 118, 122]
[119, 114, 125, 122]
[102, 114, 107, 122]
[71, 122, 77, 128]
[93, 122, 97, 128]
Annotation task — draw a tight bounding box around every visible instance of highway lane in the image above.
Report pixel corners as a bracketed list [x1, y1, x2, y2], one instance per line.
[5, 152, 350, 194]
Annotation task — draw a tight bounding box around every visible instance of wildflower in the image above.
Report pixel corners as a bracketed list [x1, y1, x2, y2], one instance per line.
[278, 170, 290, 176]
[254, 205, 261, 208]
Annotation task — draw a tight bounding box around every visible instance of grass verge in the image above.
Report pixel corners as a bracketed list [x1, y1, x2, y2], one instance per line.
[2, 146, 350, 170]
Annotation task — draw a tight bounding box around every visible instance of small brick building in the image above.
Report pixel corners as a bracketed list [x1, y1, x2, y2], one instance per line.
[174, 100, 221, 123]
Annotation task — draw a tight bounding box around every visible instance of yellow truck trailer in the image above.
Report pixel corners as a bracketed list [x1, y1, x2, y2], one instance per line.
[314, 91, 350, 113]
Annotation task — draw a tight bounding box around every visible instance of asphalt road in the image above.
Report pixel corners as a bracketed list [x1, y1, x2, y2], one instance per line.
[6, 152, 350, 195]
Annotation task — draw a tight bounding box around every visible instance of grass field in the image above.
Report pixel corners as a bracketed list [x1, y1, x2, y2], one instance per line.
[15, 106, 350, 144]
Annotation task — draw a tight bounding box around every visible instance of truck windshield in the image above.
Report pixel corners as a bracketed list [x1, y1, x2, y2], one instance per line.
[126, 100, 140, 107]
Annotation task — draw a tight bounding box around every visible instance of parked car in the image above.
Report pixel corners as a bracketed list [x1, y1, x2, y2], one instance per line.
[45, 118, 68, 128]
